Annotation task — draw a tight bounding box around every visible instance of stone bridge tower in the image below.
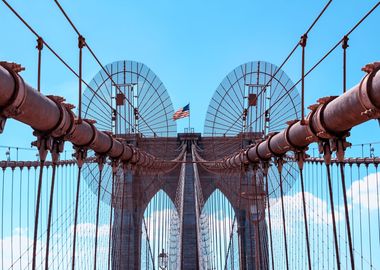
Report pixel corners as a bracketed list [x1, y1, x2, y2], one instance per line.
[110, 133, 269, 269]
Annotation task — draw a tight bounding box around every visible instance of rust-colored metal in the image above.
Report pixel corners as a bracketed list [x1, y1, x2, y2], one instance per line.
[2, 62, 380, 171]
[300, 33, 308, 125]
[116, 93, 126, 106]
[0, 65, 177, 170]
[306, 156, 380, 165]
[239, 63, 380, 164]
[0, 159, 76, 169]
[248, 93, 257, 106]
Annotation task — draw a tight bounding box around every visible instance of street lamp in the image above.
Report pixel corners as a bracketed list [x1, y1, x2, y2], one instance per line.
[158, 248, 168, 269]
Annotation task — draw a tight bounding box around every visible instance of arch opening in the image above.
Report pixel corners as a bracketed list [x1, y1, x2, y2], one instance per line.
[140, 189, 175, 270]
[202, 188, 240, 270]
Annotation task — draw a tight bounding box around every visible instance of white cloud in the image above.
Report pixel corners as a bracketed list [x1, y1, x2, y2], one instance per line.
[347, 172, 380, 210]
[0, 223, 112, 269]
[0, 228, 45, 270]
[269, 191, 343, 233]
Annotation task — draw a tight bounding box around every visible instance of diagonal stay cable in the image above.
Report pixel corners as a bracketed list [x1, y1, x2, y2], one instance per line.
[1, 0, 132, 129]
[53, 0, 158, 136]
[251, 1, 380, 126]
[242, 0, 333, 116]
[247, 1, 335, 129]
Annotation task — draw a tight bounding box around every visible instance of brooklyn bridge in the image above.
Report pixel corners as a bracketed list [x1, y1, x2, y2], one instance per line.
[0, 0, 380, 269]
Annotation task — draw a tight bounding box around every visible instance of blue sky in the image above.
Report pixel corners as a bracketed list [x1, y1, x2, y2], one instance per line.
[1, 0, 380, 145]
[1, 0, 380, 269]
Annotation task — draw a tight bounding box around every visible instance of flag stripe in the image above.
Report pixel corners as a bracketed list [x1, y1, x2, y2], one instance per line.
[173, 105, 190, 120]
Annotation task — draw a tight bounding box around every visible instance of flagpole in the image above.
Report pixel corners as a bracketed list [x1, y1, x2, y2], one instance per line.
[188, 102, 190, 132]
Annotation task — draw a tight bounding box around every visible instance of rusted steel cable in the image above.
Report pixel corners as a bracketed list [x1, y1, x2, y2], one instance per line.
[342, 36, 349, 94]
[36, 37, 43, 93]
[279, 168, 289, 270]
[339, 162, 355, 269]
[71, 166, 82, 270]
[32, 161, 45, 270]
[1, 0, 133, 126]
[0, 65, 184, 172]
[243, 0, 333, 110]
[44, 163, 57, 270]
[52, 0, 160, 135]
[300, 33, 307, 124]
[326, 164, 341, 270]
[305, 0, 333, 35]
[93, 164, 103, 270]
[107, 171, 115, 270]
[252, 170, 263, 270]
[264, 173, 275, 270]
[250, 1, 380, 125]
[200, 63, 380, 170]
[299, 168, 312, 270]
[78, 35, 85, 122]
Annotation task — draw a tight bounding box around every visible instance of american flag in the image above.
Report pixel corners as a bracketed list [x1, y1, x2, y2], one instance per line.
[173, 103, 190, 120]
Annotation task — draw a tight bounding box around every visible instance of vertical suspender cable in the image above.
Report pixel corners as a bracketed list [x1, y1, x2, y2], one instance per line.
[1, 168, 4, 270]
[36, 37, 43, 93]
[300, 34, 307, 124]
[119, 169, 127, 268]
[93, 165, 103, 270]
[357, 164, 363, 270]
[349, 164, 355, 254]
[27, 167, 30, 268]
[19, 167, 23, 270]
[126, 181, 133, 268]
[11, 168, 14, 265]
[45, 163, 57, 269]
[218, 191, 223, 269]
[265, 174, 275, 270]
[339, 162, 355, 269]
[342, 36, 349, 93]
[71, 166, 82, 270]
[325, 164, 341, 270]
[365, 165, 373, 269]
[78, 35, 85, 122]
[32, 161, 45, 270]
[375, 164, 380, 245]
[298, 167, 312, 270]
[278, 160, 289, 270]
[108, 171, 115, 270]
[253, 170, 263, 269]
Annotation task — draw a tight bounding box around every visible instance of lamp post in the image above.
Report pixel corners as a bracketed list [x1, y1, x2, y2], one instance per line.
[158, 248, 168, 269]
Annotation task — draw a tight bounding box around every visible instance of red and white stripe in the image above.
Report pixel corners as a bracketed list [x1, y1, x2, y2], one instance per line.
[173, 108, 190, 120]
